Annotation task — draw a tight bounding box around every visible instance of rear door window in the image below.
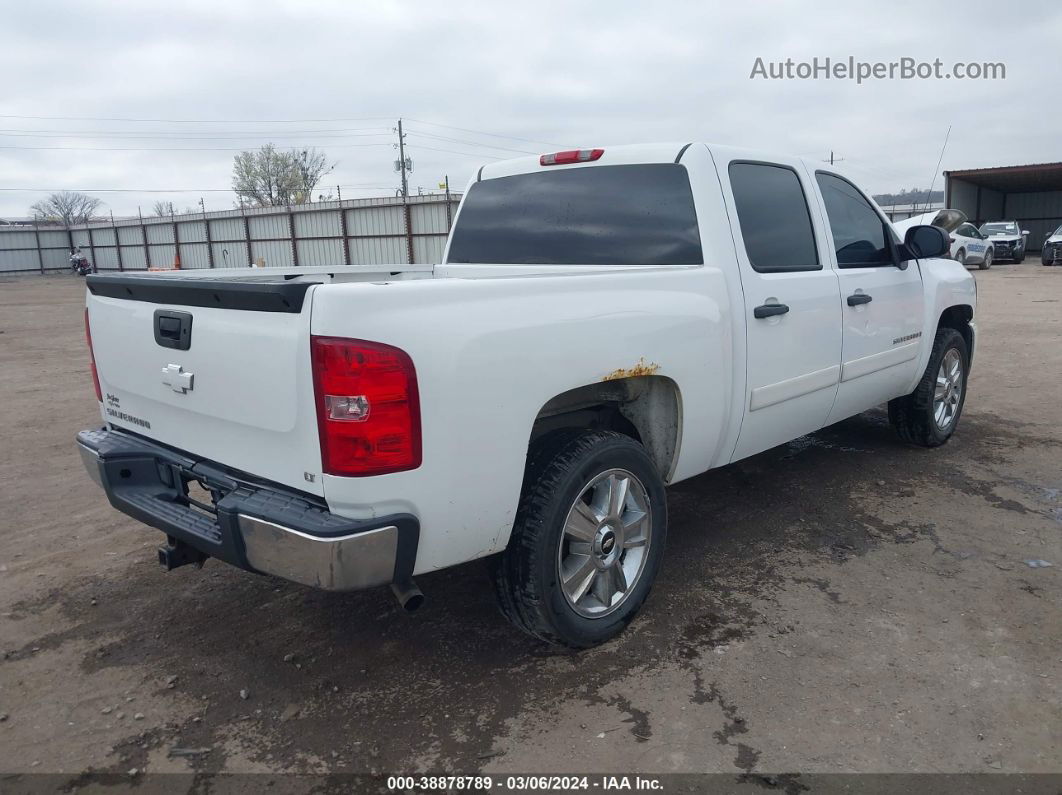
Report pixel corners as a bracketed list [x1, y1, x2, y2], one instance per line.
[727, 162, 820, 273]
[446, 164, 702, 266]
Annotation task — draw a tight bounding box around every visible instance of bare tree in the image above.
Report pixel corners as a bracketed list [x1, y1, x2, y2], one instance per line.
[30, 191, 103, 226]
[232, 144, 296, 207]
[152, 200, 176, 217]
[231, 145, 334, 207]
[291, 148, 334, 203]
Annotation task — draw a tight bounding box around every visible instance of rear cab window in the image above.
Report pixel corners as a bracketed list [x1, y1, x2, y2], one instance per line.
[727, 162, 820, 273]
[445, 164, 703, 266]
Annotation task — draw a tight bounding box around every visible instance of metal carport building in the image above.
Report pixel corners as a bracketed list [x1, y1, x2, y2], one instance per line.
[944, 162, 1062, 252]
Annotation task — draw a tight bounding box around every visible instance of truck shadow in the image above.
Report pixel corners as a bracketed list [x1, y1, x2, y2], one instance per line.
[7, 408, 1041, 776]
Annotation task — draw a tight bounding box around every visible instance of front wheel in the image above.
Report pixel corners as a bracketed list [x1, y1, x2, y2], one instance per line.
[889, 327, 969, 447]
[979, 249, 993, 270]
[954, 248, 966, 265]
[493, 430, 667, 647]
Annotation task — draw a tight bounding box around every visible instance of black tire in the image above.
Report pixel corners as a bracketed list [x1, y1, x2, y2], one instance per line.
[493, 430, 667, 648]
[1014, 251, 1025, 263]
[1043, 251, 1052, 266]
[888, 327, 969, 447]
[954, 248, 965, 265]
[979, 249, 992, 270]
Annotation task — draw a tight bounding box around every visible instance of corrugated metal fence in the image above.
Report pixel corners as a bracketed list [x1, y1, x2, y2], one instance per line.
[0, 193, 460, 274]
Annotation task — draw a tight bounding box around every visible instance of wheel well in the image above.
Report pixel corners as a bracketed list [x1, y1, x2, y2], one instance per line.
[530, 376, 681, 482]
[938, 304, 973, 353]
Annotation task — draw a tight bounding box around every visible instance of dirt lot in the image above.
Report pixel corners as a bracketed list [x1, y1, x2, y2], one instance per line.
[0, 264, 1059, 783]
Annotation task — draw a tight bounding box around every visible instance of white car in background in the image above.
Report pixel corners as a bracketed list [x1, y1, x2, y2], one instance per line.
[950, 222, 994, 270]
[979, 221, 1028, 263]
[1042, 225, 1062, 266]
[893, 209, 992, 269]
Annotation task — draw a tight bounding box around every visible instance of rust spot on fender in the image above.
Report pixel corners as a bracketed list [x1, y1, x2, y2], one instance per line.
[602, 358, 660, 381]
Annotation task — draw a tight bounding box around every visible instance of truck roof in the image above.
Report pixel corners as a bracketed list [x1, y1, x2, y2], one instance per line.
[475, 141, 858, 183]
[478, 142, 695, 181]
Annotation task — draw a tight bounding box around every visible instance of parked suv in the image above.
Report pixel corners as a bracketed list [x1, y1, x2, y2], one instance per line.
[979, 221, 1028, 262]
[79, 142, 976, 647]
[950, 222, 993, 269]
[1043, 225, 1062, 265]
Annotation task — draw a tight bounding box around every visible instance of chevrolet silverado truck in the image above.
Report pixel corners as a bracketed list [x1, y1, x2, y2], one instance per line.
[78, 143, 976, 647]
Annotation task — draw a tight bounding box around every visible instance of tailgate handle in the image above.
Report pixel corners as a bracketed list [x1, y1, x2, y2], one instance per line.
[154, 309, 193, 351]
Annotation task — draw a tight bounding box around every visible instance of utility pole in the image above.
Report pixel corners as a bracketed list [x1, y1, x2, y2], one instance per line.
[396, 118, 410, 200]
[824, 150, 845, 166]
[336, 184, 342, 202]
[395, 118, 414, 264]
[111, 210, 124, 271]
[201, 197, 214, 269]
[443, 174, 453, 232]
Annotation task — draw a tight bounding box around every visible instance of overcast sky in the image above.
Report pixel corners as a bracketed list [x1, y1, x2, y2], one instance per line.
[1, 0, 1060, 218]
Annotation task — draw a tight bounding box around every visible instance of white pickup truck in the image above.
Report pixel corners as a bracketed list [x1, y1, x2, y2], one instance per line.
[79, 142, 976, 647]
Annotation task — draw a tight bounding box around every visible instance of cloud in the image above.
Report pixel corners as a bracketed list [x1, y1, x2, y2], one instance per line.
[1, 0, 1060, 216]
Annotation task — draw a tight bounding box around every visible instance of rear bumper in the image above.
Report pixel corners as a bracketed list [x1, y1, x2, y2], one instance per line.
[77, 428, 418, 591]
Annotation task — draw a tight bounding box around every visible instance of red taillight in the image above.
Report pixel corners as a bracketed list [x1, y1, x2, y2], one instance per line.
[310, 336, 421, 477]
[540, 148, 604, 166]
[84, 308, 102, 402]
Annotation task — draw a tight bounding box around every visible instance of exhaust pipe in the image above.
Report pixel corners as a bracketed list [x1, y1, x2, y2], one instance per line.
[391, 579, 424, 613]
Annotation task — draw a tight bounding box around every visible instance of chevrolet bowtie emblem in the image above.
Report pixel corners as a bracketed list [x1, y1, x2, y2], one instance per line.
[161, 363, 194, 394]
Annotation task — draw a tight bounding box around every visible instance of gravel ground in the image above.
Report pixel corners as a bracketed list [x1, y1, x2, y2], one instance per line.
[0, 263, 1059, 784]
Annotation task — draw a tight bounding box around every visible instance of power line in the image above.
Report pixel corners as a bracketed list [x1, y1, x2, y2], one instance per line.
[406, 144, 502, 160]
[0, 130, 392, 141]
[0, 126, 391, 136]
[0, 142, 395, 152]
[0, 184, 399, 192]
[404, 117, 567, 148]
[0, 113, 396, 124]
[0, 113, 569, 148]
[0, 141, 515, 159]
[405, 129, 537, 155]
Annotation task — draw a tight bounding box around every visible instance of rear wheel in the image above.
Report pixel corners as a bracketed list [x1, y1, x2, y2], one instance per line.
[889, 327, 969, 447]
[979, 249, 992, 270]
[493, 430, 667, 647]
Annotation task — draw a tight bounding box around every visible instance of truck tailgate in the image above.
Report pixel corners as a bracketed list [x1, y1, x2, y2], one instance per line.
[85, 274, 323, 496]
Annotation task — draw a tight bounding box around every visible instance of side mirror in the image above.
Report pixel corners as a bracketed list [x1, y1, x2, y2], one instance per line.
[902, 224, 950, 260]
[1022, 229, 1030, 236]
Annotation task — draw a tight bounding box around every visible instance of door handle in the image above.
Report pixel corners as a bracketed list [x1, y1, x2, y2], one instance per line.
[847, 293, 873, 306]
[753, 303, 790, 319]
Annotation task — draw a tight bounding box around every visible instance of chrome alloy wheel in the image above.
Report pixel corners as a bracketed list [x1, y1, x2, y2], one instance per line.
[556, 469, 652, 618]
[934, 348, 964, 430]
